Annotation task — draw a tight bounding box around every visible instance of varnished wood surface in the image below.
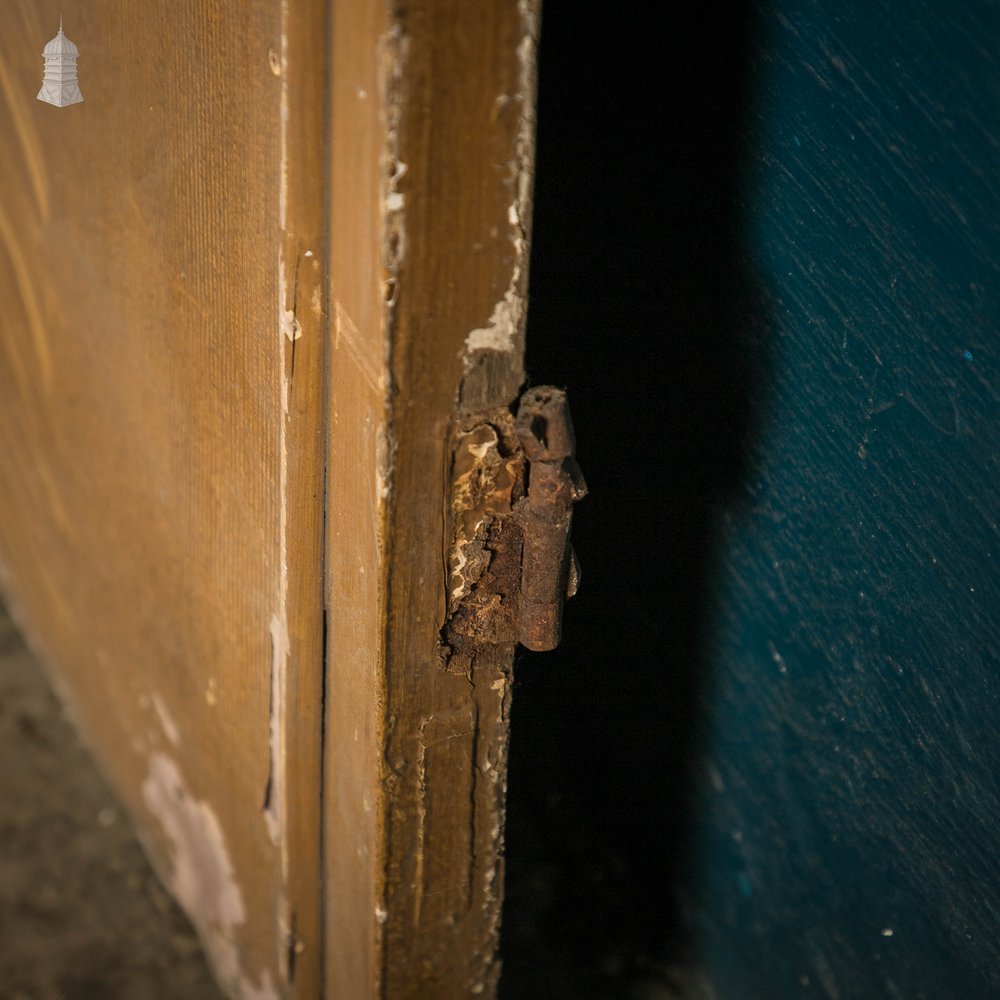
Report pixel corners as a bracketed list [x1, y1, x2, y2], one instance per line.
[0, 2, 325, 996]
[323, 0, 392, 995]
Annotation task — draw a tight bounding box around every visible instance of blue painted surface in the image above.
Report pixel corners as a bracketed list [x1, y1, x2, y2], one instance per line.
[698, 3, 1000, 996]
[502, 2, 999, 997]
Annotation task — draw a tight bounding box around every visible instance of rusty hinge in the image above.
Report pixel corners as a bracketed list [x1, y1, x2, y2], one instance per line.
[443, 386, 586, 658]
[513, 387, 588, 651]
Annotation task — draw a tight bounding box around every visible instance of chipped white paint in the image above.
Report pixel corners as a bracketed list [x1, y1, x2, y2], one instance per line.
[768, 639, 789, 675]
[278, 252, 302, 343]
[142, 755, 244, 926]
[264, 613, 289, 847]
[281, 305, 302, 342]
[449, 547, 470, 603]
[150, 691, 180, 746]
[447, 422, 517, 609]
[468, 438, 497, 462]
[465, 296, 518, 355]
[375, 426, 396, 502]
[389, 159, 408, 186]
[447, 507, 488, 604]
[379, 26, 408, 277]
[142, 754, 278, 1000]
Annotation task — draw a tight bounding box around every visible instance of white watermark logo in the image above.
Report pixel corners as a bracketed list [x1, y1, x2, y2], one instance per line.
[37, 17, 83, 108]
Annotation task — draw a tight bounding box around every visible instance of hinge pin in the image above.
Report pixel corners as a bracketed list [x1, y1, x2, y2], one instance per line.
[514, 387, 587, 651]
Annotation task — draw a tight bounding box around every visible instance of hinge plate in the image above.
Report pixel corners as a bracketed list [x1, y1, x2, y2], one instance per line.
[443, 387, 586, 658]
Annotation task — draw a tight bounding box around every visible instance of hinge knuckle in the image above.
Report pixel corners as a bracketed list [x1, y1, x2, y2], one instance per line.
[515, 387, 586, 652]
[441, 389, 586, 660]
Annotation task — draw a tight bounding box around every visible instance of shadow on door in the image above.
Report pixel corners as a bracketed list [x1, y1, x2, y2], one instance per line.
[501, 3, 773, 996]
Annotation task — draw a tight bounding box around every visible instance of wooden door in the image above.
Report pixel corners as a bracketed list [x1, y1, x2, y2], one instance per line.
[0, 2, 539, 997]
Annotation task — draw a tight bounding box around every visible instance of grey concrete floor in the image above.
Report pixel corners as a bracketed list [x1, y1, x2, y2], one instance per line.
[0, 605, 223, 1000]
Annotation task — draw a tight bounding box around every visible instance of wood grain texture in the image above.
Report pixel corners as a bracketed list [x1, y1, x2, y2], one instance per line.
[323, 1, 392, 996]
[323, 1, 537, 996]
[0, 2, 326, 997]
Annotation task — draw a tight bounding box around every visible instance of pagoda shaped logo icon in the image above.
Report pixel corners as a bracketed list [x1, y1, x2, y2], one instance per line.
[37, 17, 83, 108]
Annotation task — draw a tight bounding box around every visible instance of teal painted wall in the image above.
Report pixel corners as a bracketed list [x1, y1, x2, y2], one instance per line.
[698, 3, 1000, 997]
[502, 2, 1000, 998]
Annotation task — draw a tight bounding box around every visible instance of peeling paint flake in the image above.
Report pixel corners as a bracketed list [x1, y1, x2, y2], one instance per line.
[141, 754, 278, 1000]
[281, 308, 302, 342]
[264, 613, 289, 847]
[464, 294, 518, 358]
[379, 26, 408, 276]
